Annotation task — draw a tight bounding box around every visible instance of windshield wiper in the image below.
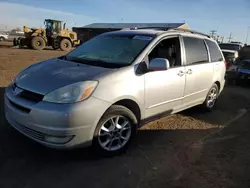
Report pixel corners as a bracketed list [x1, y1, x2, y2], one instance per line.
[65, 56, 125, 68]
[58, 55, 68, 60]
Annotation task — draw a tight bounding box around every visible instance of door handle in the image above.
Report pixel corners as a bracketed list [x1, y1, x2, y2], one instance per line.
[177, 70, 185, 76]
[186, 69, 193, 74]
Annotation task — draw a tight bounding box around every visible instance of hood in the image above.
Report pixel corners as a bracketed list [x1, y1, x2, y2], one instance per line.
[15, 58, 114, 95]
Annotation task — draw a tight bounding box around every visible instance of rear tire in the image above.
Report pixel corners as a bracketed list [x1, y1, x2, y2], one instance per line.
[202, 83, 219, 111]
[31, 36, 46, 50]
[60, 38, 72, 51]
[0, 37, 4, 41]
[92, 105, 138, 156]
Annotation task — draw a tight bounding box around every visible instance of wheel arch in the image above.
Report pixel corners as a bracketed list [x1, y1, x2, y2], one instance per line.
[214, 81, 221, 92]
[113, 99, 141, 123]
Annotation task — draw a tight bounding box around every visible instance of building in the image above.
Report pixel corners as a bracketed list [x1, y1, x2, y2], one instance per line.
[73, 23, 189, 43]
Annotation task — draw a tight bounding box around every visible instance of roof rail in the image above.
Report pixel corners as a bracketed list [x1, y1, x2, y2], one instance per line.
[169, 28, 211, 38]
[132, 27, 170, 30]
[133, 27, 210, 38]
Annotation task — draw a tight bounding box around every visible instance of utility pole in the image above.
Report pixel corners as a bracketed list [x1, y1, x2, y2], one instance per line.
[228, 32, 233, 42]
[216, 35, 220, 41]
[221, 36, 224, 43]
[245, 26, 250, 45]
[210, 30, 217, 38]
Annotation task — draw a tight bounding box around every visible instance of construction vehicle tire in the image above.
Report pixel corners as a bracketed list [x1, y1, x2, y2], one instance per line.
[60, 38, 72, 51]
[31, 36, 46, 50]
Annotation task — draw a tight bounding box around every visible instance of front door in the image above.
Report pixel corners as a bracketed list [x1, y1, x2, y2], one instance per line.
[145, 67, 186, 118]
[144, 36, 186, 118]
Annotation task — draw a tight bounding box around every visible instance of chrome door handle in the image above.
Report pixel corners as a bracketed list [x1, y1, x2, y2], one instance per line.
[186, 69, 193, 74]
[177, 70, 185, 76]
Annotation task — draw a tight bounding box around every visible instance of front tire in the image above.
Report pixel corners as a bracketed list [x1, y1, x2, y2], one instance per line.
[202, 83, 219, 111]
[60, 38, 72, 51]
[31, 36, 46, 50]
[93, 105, 138, 156]
[0, 37, 5, 41]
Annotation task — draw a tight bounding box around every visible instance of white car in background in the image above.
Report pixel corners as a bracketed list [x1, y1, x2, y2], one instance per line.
[222, 49, 238, 62]
[0, 34, 8, 41]
[219, 43, 243, 51]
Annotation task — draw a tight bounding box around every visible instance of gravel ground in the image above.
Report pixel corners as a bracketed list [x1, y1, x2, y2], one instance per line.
[0, 46, 65, 86]
[0, 45, 250, 188]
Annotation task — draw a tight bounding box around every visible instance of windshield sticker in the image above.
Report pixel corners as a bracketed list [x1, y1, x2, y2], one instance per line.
[133, 36, 153, 41]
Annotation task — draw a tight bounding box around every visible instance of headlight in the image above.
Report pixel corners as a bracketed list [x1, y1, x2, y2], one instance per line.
[43, 81, 98, 103]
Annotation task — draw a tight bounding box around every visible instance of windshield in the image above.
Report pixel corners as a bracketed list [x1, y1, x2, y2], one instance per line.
[219, 44, 241, 51]
[45, 21, 52, 30]
[66, 34, 153, 67]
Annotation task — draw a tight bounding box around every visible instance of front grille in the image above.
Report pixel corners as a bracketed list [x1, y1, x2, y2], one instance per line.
[11, 119, 45, 141]
[13, 84, 44, 102]
[19, 90, 44, 102]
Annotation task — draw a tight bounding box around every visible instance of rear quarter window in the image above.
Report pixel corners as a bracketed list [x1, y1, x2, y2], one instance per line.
[205, 39, 224, 62]
[183, 37, 209, 65]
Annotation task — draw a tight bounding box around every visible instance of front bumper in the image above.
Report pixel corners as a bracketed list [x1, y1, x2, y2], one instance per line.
[237, 72, 250, 81]
[4, 85, 111, 149]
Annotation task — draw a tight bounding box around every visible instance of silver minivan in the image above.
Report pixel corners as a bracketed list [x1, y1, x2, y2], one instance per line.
[5, 28, 226, 155]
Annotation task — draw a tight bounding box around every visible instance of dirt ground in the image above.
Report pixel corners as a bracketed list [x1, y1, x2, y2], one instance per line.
[1, 45, 250, 188]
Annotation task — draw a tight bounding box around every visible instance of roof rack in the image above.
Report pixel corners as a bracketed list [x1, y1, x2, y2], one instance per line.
[170, 28, 211, 38]
[133, 27, 210, 38]
[131, 27, 170, 31]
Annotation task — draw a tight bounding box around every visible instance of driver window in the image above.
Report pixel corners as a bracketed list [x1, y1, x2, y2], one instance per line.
[147, 37, 181, 67]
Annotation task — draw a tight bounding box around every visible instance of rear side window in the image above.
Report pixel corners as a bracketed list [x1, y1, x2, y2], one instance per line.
[183, 37, 208, 65]
[205, 39, 223, 62]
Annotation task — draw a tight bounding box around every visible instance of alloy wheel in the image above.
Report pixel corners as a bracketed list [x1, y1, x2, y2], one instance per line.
[207, 87, 217, 108]
[98, 115, 132, 151]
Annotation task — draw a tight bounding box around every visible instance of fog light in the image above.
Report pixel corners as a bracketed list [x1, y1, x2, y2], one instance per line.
[44, 135, 74, 144]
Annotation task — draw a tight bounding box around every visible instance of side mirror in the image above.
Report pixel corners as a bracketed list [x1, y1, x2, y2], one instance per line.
[148, 58, 170, 71]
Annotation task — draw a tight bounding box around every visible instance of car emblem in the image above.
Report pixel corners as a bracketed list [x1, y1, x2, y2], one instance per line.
[13, 87, 23, 95]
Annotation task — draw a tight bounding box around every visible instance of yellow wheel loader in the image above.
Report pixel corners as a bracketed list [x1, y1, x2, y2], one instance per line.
[13, 19, 80, 51]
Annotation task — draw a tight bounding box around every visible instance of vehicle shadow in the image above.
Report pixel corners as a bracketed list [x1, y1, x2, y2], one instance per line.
[0, 85, 247, 159]
[181, 85, 250, 125]
[0, 85, 249, 188]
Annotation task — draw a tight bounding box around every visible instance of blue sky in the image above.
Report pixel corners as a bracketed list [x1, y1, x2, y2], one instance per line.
[1, 0, 250, 43]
